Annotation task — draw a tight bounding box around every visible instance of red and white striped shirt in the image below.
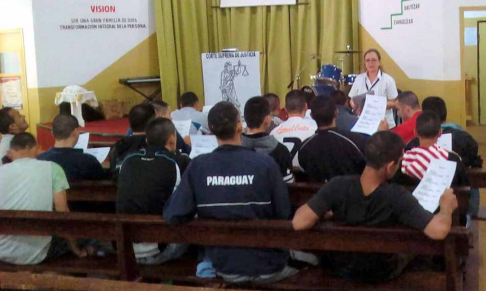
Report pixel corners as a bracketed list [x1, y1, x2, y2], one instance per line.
[401, 144, 449, 180]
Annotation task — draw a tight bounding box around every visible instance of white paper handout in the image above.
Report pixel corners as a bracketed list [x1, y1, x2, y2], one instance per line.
[85, 147, 110, 163]
[351, 95, 387, 136]
[74, 133, 90, 151]
[437, 133, 452, 151]
[189, 135, 218, 159]
[412, 159, 457, 213]
[172, 120, 192, 138]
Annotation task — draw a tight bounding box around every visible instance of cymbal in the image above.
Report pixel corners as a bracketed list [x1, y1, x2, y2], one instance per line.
[334, 50, 362, 54]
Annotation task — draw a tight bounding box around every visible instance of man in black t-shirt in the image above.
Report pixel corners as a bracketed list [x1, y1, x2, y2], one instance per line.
[117, 118, 190, 264]
[109, 103, 155, 179]
[293, 131, 458, 283]
[298, 96, 367, 182]
[241, 96, 294, 183]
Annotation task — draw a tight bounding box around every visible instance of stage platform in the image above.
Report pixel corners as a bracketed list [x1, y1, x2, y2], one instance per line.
[37, 118, 129, 150]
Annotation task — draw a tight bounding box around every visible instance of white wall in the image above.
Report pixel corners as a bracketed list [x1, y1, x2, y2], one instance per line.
[359, 0, 486, 81]
[0, 0, 37, 87]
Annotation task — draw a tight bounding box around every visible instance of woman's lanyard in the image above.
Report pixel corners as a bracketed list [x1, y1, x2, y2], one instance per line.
[365, 71, 382, 91]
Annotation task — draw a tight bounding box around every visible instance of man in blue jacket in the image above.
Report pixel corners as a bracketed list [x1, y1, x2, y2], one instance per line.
[163, 101, 298, 283]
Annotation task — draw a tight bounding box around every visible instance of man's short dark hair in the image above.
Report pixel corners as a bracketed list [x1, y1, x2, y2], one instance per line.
[416, 111, 441, 138]
[422, 96, 447, 122]
[263, 93, 280, 112]
[10, 132, 37, 150]
[129, 103, 156, 132]
[310, 96, 335, 127]
[180, 92, 199, 108]
[330, 90, 348, 106]
[365, 131, 404, 170]
[244, 97, 270, 129]
[52, 115, 79, 140]
[396, 91, 420, 109]
[208, 101, 239, 140]
[0, 107, 14, 134]
[146, 118, 176, 147]
[285, 90, 306, 114]
[301, 86, 316, 107]
[151, 100, 169, 116]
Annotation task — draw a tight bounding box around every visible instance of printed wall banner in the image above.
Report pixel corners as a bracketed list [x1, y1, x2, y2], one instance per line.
[32, 0, 155, 88]
[220, 0, 295, 8]
[0, 77, 23, 109]
[202, 51, 261, 113]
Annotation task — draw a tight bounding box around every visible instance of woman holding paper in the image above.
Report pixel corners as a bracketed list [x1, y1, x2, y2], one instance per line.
[348, 49, 399, 128]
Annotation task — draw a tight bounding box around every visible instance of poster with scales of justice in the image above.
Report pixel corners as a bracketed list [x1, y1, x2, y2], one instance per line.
[202, 51, 261, 113]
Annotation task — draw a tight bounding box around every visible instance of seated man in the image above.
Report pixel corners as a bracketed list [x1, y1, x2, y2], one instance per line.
[263, 93, 284, 132]
[292, 131, 458, 283]
[0, 107, 29, 165]
[270, 90, 317, 167]
[407, 96, 482, 168]
[0, 133, 90, 264]
[38, 115, 107, 180]
[164, 101, 297, 284]
[242, 96, 294, 183]
[389, 91, 422, 144]
[298, 97, 367, 182]
[117, 118, 190, 264]
[151, 100, 191, 155]
[399, 111, 468, 187]
[330, 90, 358, 130]
[171, 91, 210, 134]
[110, 103, 155, 178]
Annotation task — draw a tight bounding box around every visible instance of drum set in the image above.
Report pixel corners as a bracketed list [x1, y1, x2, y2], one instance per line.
[289, 47, 362, 96]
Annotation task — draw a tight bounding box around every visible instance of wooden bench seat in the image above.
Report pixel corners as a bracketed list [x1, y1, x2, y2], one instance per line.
[0, 210, 470, 290]
[0, 272, 255, 291]
[0, 254, 118, 276]
[140, 257, 447, 291]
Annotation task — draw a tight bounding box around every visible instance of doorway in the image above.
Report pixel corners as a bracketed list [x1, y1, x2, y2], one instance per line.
[480, 21, 486, 124]
[0, 29, 29, 127]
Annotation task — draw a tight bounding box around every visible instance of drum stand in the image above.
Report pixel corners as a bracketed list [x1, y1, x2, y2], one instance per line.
[287, 55, 318, 89]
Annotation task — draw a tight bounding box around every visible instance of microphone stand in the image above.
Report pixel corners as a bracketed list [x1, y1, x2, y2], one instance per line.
[287, 55, 318, 89]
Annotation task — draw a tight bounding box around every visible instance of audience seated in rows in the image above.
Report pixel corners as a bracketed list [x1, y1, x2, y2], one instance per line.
[330, 90, 358, 130]
[263, 93, 284, 133]
[407, 96, 482, 218]
[0, 107, 29, 165]
[110, 103, 155, 178]
[38, 115, 107, 181]
[242, 96, 294, 183]
[171, 92, 210, 135]
[399, 111, 468, 187]
[298, 96, 367, 183]
[0, 133, 93, 264]
[270, 90, 317, 167]
[117, 118, 190, 265]
[164, 101, 298, 284]
[293, 131, 458, 283]
[389, 91, 422, 143]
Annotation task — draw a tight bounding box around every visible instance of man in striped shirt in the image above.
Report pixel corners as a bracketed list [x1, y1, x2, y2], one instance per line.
[401, 111, 468, 187]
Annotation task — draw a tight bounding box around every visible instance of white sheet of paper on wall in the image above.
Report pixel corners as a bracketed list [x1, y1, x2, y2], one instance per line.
[465, 27, 478, 46]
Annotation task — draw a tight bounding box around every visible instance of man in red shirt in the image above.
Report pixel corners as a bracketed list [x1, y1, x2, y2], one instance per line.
[390, 91, 422, 144]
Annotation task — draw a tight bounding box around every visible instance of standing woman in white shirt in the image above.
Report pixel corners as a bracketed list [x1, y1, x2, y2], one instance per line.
[348, 49, 399, 128]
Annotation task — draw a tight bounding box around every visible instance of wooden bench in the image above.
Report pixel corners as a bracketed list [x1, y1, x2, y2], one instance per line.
[0, 210, 471, 291]
[0, 272, 254, 291]
[66, 181, 471, 226]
